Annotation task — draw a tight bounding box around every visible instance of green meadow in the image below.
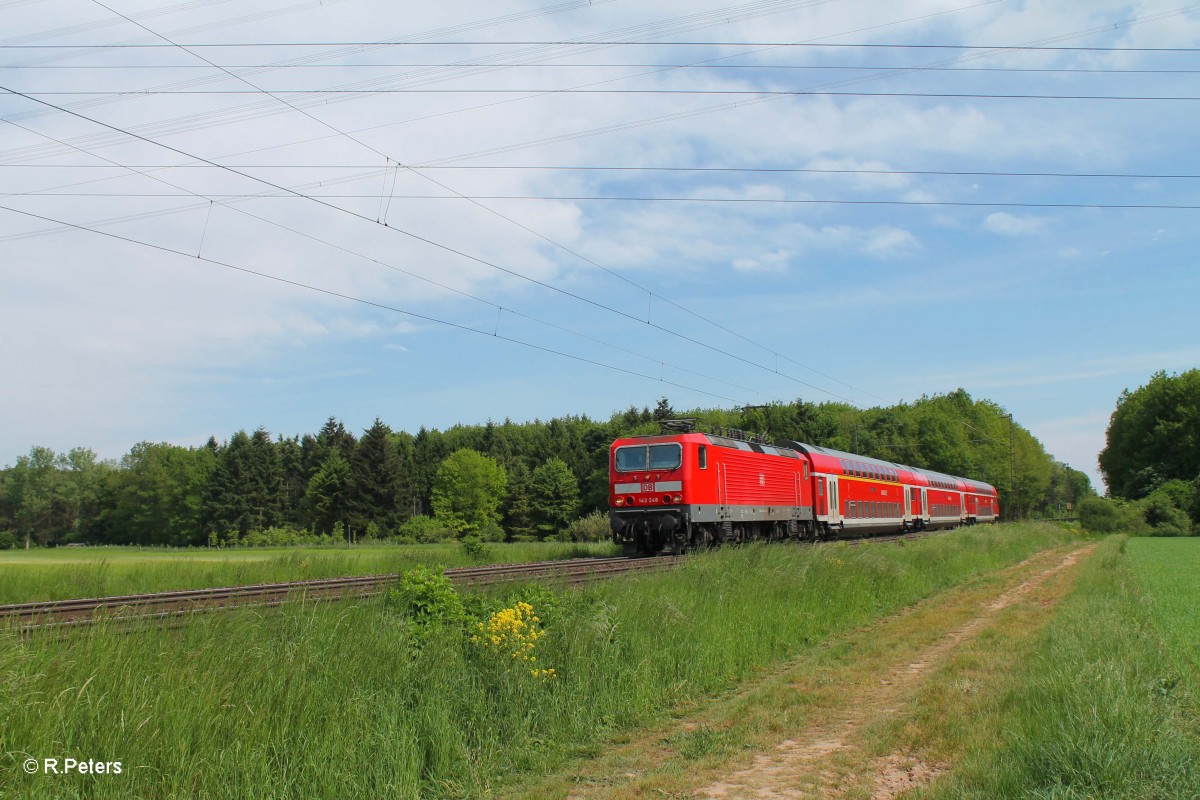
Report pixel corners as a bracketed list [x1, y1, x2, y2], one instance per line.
[0, 541, 618, 604]
[0, 524, 1068, 800]
[932, 535, 1200, 799]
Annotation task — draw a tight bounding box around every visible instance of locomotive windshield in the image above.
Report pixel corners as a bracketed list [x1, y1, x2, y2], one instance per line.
[615, 443, 682, 472]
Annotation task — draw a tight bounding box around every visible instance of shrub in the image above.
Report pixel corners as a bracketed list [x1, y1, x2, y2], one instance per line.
[0, 530, 18, 550]
[384, 564, 465, 633]
[460, 534, 494, 561]
[1078, 497, 1141, 534]
[1140, 492, 1193, 536]
[561, 510, 611, 542]
[396, 515, 455, 543]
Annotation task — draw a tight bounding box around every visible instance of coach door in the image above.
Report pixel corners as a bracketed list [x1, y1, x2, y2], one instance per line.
[816, 476, 827, 517]
[828, 476, 840, 523]
[904, 486, 912, 521]
[921, 488, 929, 520]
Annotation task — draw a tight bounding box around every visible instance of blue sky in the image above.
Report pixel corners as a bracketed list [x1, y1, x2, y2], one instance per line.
[2, 0, 1199, 490]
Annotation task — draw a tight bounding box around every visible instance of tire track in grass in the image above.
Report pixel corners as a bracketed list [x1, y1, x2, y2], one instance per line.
[530, 541, 1090, 800]
[698, 544, 1096, 800]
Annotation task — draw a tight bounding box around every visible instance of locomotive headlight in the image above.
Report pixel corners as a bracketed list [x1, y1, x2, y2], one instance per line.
[662, 495, 672, 504]
[615, 496, 624, 506]
[674, 494, 682, 503]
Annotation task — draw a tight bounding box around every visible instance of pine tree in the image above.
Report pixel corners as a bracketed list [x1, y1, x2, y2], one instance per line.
[350, 418, 402, 534]
[305, 450, 352, 536]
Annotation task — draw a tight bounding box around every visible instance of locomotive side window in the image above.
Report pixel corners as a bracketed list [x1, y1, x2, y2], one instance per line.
[698, 445, 708, 470]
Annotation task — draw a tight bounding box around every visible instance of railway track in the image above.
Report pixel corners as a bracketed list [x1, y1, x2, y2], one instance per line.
[0, 555, 681, 632]
[1, 528, 948, 633]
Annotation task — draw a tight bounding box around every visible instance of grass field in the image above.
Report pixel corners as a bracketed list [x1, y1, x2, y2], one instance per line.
[0, 541, 619, 604]
[1128, 536, 1200, 683]
[928, 535, 1200, 799]
[0, 523, 1068, 800]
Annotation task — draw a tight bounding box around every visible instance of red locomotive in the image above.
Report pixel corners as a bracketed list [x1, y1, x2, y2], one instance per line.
[608, 430, 999, 555]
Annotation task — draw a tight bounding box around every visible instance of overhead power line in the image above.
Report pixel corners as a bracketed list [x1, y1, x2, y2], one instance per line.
[0, 202, 759, 407]
[12, 192, 1200, 210]
[0, 82, 864, 406]
[9, 0, 1187, 412]
[0, 107, 790, 406]
[6, 164, 1199, 180]
[5, 64, 1199, 74]
[71, 0, 885, 405]
[12, 89, 1200, 101]
[9, 62, 1200, 73]
[4, 41, 1200, 51]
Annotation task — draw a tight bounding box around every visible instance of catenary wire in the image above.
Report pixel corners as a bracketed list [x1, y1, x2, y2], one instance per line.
[4, 42, 1200, 51]
[11, 3, 1190, 410]
[79, 0, 894, 403]
[13, 90, 1200, 100]
[5, 64, 1200, 74]
[0, 202, 761, 407]
[11, 2, 1189, 410]
[0, 83, 863, 405]
[0, 111, 791, 405]
[5, 165, 1199, 180]
[13, 193, 1199, 209]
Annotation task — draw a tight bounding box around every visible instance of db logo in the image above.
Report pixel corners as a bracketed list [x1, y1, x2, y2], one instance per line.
[641, 482, 655, 493]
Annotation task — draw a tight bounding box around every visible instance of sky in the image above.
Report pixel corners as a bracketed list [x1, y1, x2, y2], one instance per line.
[2, 0, 1199, 491]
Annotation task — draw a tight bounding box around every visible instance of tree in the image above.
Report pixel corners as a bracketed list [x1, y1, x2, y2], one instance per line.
[204, 428, 285, 536]
[528, 458, 580, 539]
[6, 446, 61, 547]
[100, 442, 215, 545]
[431, 449, 507, 539]
[350, 418, 402, 534]
[1100, 369, 1200, 499]
[304, 450, 352, 536]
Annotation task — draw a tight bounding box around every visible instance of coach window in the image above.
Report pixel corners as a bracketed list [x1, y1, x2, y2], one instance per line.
[698, 445, 707, 470]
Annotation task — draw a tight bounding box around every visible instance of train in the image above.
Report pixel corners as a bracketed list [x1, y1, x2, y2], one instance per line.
[608, 429, 999, 556]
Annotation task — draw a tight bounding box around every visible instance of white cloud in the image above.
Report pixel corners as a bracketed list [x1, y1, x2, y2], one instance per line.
[860, 226, 921, 259]
[732, 249, 792, 273]
[984, 212, 1046, 237]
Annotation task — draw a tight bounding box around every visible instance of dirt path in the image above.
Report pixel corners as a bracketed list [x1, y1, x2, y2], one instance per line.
[699, 545, 1096, 800]
[522, 542, 1097, 800]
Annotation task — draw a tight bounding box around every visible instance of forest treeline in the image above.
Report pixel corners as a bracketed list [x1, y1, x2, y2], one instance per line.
[0, 389, 1094, 548]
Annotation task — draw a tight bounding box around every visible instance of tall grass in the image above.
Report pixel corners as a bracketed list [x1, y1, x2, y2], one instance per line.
[0, 541, 618, 604]
[1128, 537, 1200, 681]
[0, 524, 1066, 799]
[933, 535, 1200, 799]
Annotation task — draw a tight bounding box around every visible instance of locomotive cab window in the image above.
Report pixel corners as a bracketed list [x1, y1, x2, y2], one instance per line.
[615, 443, 683, 472]
[698, 445, 707, 470]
